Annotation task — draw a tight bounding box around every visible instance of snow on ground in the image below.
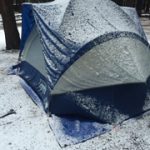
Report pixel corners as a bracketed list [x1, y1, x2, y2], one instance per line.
[0, 17, 150, 150]
[0, 42, 61, 150]
[0, 30, 6, 50]
[0, 27, 21, 51]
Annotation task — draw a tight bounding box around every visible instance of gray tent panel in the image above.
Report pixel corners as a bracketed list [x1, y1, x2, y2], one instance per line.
[22, 27, 47, 77]
[52, 37, 150, 95]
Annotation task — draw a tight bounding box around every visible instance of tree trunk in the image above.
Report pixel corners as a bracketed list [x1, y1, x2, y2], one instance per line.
[136, 0, 143, 16]
[0, 0, 20, 50]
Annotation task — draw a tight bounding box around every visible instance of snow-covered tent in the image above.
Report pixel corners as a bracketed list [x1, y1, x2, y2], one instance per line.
[16, 0, 150, 124]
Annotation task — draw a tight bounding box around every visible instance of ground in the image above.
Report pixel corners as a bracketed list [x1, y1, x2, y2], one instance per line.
[0, 17, 150, 150]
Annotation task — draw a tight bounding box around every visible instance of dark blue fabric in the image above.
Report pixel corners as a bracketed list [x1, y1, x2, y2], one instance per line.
[18, 61, 51, 112]
[20, 4, 35, 53]
[51, 83, 147, 123]
[20, 79, 45, 110]
[49, 115, 112, 147]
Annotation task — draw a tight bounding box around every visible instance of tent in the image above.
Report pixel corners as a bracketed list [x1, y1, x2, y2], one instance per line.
[15, 0, 150, 124]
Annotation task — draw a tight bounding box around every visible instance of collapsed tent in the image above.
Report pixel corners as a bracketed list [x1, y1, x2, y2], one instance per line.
[16, 0, 150, 124]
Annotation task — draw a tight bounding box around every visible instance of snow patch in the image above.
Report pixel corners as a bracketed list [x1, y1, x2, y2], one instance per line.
[0, 27, 21, 51]
[0, 30, 5, 50]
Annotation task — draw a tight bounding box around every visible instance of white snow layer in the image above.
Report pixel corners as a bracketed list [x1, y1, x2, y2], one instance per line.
[0, 29, 5, 50]
[0, 27, 21, 51]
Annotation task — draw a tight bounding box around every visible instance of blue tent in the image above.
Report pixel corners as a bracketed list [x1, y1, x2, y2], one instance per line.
[16, 0, 150, 124]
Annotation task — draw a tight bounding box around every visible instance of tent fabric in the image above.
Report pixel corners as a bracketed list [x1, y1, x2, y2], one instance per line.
[17, 0, 150, 123]
[19, 61, 50, 111]
[49, 115, 112, 147]
[20, 4, 35, 52]
[31, 0, 150, 94]
[121, 7, 147, 40]
[52, 34, 149, 95]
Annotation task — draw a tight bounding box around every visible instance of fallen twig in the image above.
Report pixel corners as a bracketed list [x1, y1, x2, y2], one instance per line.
[0, 109, 16, 119]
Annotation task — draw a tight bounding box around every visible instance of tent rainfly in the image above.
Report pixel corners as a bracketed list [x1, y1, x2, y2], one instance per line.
[15, 0, 150, 124]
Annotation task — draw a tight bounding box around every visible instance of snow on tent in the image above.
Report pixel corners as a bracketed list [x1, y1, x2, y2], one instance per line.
[15, 0, 150, 124]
